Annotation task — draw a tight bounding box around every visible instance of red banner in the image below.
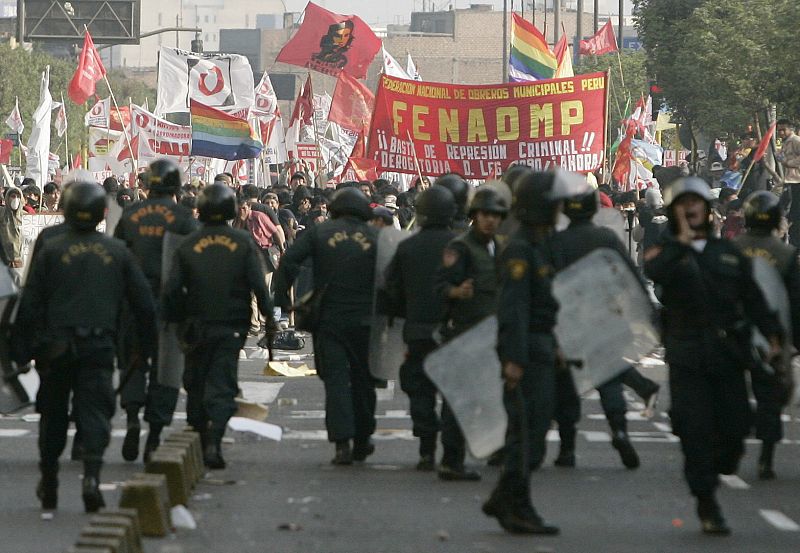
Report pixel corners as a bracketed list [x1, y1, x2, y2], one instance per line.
[328, 72, 374, 132]
[276, 2, 381, 79]
[579, 20, 618, 56]
[367, 73, 608, 178]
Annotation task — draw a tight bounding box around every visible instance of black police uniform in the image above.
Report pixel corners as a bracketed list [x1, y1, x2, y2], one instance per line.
[161, 222, 272, 464]
[548, 218, 655, 468]
[645, 237, 780, 503]
[734, 229, 800, 474]
[114, 196, 198, 451]
[384, 225, 455, 465]
[484, 229, 559, 531]
[274, 214, 378, 460]
[434, 227, 499, 472]
[16, 225, 155, 508]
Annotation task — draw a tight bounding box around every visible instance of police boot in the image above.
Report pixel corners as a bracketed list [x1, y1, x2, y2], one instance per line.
[554, 429, 576, 468]
[352, 437, 375, 462]
[697, 493, 731, 535]
[143, 424, 162, 464]
[438, 448, 481, 481]
[483, 473, 559, 535]
[758, 441, 777, 480]
[36, 461, 59, 511]
[486, 447, 505, 467]
[82, 461, 105, 513]
[331, 440, 353, 465]
[203, 427, 226, 470]
[611, 427, 640, 469]
[121, 408, 141, 462]
[416, 435, 436, 471]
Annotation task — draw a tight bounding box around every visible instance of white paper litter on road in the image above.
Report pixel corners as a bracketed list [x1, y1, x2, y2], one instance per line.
[228, 417, 283, 441]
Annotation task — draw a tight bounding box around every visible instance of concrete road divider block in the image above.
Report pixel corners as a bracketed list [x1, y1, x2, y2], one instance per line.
[155, 444, 194, 491]
[89, 515, 142, 553]
[79, 526, 131, 553]
[146, 452, 190, 506]
[164, 432, 203, 483]
[98, 509, 142, 549]
[118, 476, 171, 537]
[73, 536, 125, 553]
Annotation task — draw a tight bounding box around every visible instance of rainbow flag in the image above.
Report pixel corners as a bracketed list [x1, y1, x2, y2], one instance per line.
[190, 100, 263, 160]
[509, 13, 558, 82]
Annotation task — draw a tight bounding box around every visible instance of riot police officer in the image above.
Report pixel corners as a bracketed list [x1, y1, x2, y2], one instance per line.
[161, 184, 273, 469]
[433, 185, 508, 481]
[435, 173, 470, 230]
[548, 189, 651, 469]
[482, 171, 562, 535]
[274, 187, 379, 465]
[644, 177, 782, 534]
[15, 179, 156, 512]
[383, 185, 457, 470]
[114, 159, 198, 462]
[733, 191, 800, 479]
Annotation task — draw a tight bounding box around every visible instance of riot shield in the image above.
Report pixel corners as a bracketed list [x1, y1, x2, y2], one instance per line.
[369, 227, 412, 380]
[105, 197, 124, 236]
[592, 208, 627, 245]
[423, 316, 507, 459]
[0, 267, 29, 413]
[750, 257, 793, 399]
[553, 247, 659, 393]
[157, 232, 187, 389]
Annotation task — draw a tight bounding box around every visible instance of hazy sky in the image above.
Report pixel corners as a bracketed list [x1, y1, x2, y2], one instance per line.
[282, 1, 635, 25]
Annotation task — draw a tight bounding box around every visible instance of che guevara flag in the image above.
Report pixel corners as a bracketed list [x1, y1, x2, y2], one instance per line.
[276, 2, 381, 79]
[68, 30, 106, 105]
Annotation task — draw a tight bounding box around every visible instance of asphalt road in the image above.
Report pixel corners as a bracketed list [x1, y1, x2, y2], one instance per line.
[1, 338, 799, 553]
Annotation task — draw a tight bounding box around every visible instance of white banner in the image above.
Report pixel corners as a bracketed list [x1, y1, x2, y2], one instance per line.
[156, 47, 255, 114]
[26, 67, 52, 185]
[84, 97, 110, 127]
[131, 104, 192, 164]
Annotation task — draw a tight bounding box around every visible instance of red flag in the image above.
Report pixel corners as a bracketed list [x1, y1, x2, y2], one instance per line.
[612, 130, 635, 189]
[117, 134, 139, 162]
[579, 20, 618, 56]
[753, 122, 776, 162]
[72, 152, 82, 170]
[290, 75, 314, 128]
[68, 30, 107, 105]
[328, 72, 374, 132]
[276, 2, 381, 79]
[109, 106, 131, 131]
[0, 138, 12, 164]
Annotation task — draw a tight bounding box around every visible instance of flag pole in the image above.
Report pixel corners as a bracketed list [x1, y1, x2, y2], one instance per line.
[85, 24, 136, 175]
[306, 72, 326, 188]
[604, 69, 612, 185]
[61, 92, 70, 170]
[405, 130, 425, 187]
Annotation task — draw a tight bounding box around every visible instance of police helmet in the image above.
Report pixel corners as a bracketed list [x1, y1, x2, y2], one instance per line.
[435, 173, 469, 214]
[147, 158, 182, 194]
[662, 176, 713, 207]
[501, 164, 534, 192]
[197, 184, 237, 224]
[744, 191, 782, 231]
[468, 186, 509, 218]
[563, 189, 599, 221]
[415, 185, 456, 228]
[63, 182, 106, 231]
[329, 187, 372, 220]
[512, 172, 562, 226]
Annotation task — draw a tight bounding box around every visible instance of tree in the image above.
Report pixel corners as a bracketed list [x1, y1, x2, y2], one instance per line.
[633, 0, 792, 138]
[0, 44, 155, 173]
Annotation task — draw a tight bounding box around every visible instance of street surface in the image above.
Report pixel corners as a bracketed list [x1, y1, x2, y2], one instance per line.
[1, 338, 799, 553]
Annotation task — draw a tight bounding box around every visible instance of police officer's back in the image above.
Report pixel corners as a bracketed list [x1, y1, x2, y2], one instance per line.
[113, 159, 199, 463]
[16, 179, 155, 513]
[162, 184, 273, 469]
[733, 191, 800, 480]
[382, 185, 457, 470]
[274, 187, 379, 465]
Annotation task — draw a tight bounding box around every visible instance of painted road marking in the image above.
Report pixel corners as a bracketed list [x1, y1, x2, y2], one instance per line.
[0, 429, 29, 437]
[720, 475, 750, 490]
[759, 510, 800, 531]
